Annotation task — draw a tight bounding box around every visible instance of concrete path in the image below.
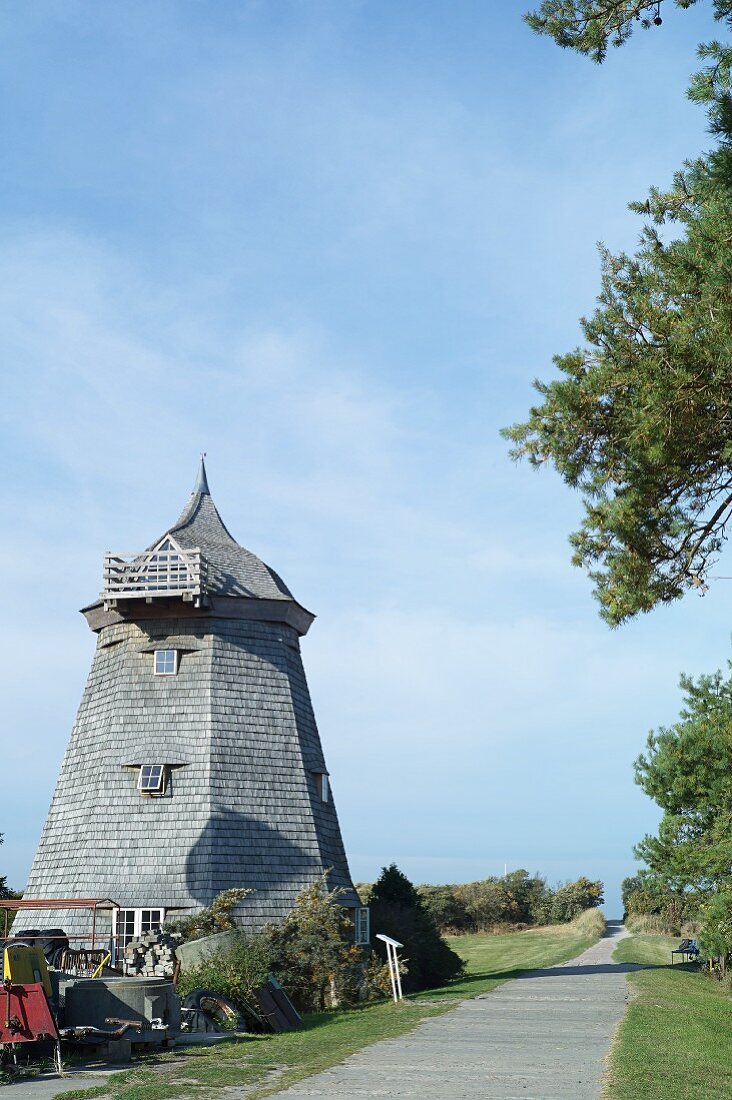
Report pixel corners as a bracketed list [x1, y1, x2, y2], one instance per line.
[272, 920, 639, 1099]
[1, 1065, 114, 1099]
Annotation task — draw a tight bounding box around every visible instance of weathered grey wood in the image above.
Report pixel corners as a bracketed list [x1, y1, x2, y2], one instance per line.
[103, 543, 203, 601]
[21, 459, 359, 945]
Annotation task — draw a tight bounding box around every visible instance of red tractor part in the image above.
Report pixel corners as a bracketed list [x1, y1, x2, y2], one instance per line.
[1, 979, 59, 1044]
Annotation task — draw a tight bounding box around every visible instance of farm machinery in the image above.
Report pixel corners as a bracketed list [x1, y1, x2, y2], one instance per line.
[0, 900, 180, 1073]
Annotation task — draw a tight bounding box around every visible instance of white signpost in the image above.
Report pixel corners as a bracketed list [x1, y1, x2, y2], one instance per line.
[375, 933, 404, 1003]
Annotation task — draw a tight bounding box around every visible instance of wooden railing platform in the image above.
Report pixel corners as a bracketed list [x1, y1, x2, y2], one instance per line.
[103, 546, 204, 602]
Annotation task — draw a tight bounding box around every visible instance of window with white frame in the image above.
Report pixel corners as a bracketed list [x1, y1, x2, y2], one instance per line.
[113, 907, 165, 955]
[114, 908, 135, 952]
[154, 649, 178, 675]
[355, 906, 370, 946]
[138, 764, 165, 793]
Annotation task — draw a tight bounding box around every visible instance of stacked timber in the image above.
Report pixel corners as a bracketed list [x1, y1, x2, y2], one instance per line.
[123, 930, 182, 977]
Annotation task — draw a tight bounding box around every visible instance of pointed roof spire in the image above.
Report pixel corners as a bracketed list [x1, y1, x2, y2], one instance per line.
[193, 453, 210, 496]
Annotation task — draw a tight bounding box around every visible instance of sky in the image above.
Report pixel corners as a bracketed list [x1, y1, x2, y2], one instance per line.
[0, 1, 728, 918]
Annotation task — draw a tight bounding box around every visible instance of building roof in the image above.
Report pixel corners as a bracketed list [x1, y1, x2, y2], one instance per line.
[158, 457, 295, 602]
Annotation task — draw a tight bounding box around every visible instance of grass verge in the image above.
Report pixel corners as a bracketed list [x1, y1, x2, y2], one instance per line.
[603, 933, 732, 1099]
[54, 911, 604, 1100]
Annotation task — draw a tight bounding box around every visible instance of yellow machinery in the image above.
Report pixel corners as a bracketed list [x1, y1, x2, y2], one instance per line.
[1, 945, 60, 1061]
[2, 946, 53, 998]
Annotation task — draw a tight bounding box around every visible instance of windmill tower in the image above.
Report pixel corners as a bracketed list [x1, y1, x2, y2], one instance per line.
[21, 459, 366, 952]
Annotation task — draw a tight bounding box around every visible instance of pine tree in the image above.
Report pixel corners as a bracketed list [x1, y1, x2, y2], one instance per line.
[505, 6, 732, 624]
[369, 864, 464, 991]
[634, 663, 732, 890]
[525, 2, 728, 64]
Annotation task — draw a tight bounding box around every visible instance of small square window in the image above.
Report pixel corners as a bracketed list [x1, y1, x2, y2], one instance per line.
[154, 649, 177, 675]
[138, 764, 165, 792]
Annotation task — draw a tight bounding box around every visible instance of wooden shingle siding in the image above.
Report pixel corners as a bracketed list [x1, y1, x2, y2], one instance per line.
[20, 462, 359, 942]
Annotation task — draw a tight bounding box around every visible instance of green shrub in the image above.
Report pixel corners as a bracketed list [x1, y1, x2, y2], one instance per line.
[416, 884, 469, 932]
[415, 871, 605, 934]
[177, 934, 273, 1027]
[452, 879, 512, 930]
[621, 875, 644, 914]
[456, 870, 553, 930]
[698, 891, 732, 963]
[166, 888, 252, 943]
[362, 949, 405, 999]
[621, 875, 702, 929]
[368, 864, 464, 992]
[624, 912, 680, 935]
[502, 869, 554, 924]
[178, 878, 388, 1021]
[548, 877, 604, 923]
[263, 874, 367, 1013]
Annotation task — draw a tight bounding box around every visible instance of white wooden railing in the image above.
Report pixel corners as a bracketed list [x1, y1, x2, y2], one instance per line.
[103, 547, 204, 601]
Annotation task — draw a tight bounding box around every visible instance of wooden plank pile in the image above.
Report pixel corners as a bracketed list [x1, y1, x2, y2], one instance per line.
[123, 930, 183, 978]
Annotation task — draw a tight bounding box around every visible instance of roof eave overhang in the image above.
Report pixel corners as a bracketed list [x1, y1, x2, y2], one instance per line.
[81, 595, 315, 636]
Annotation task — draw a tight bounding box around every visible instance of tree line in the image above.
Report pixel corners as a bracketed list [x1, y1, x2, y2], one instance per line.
[361, 868, 604, 935]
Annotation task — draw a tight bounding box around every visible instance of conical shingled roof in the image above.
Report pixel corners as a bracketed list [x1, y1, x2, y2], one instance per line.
[161, 458, 294, 602]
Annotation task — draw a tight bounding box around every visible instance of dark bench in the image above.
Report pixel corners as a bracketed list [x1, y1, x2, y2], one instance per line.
[671, 938, 699, 964]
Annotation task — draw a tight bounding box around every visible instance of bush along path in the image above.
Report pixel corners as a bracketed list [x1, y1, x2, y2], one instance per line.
[270, 914, 630, 1099]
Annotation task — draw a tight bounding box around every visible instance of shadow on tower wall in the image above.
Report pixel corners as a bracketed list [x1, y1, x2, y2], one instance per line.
[185, 808, 322, 911]
[213, 625, 355, 895]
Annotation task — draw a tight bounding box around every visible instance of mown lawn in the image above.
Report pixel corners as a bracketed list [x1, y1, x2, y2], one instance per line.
[604, 934, 732, 1100]
[54, 919, 601, 1100]
[440, 920, 602, 998]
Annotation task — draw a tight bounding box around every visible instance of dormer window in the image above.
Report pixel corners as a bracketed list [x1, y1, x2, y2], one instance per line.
[314, 773, 329, 802]
[154, 649, 178, 676]
[138, 765, 165, 792]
